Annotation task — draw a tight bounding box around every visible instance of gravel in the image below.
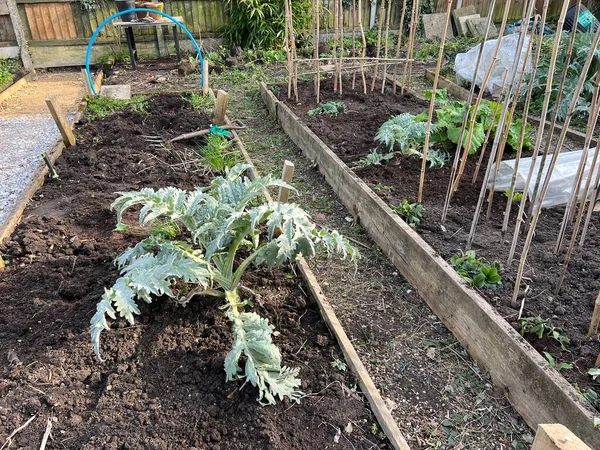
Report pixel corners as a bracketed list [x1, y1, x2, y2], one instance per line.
[0, 117, 61, 226]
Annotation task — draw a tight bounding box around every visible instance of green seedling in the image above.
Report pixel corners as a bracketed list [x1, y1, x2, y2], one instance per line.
[307, 101, 346, 117]
[450, 250, 503, 289]
[543, 352, 573, 371]
[390, 199, 424, 227]
[519, 316, 570, 351]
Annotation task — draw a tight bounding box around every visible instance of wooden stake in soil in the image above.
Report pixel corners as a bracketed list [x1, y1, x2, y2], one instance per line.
[338, 0, 344, 96]
[81, 69, 94, 97]
[417, 0, 453, 203]
[45, 96, 76, 147]
[277, 160, 295, 202]
[511, 26, 600, 307]
[380, 0, 394, 93]
[213, 90, 230, 126]
[313, 0, 321, 102]
[351, 0, 357, 90]
[370, 0, 386, 92]
[332, 0, 340, 93]
[531, 424, 592, 450]
[202, 61, 209, 96]
[357, 0, 368, 94]
[589, 291, 600, 336]
[392, 0, 408, 94]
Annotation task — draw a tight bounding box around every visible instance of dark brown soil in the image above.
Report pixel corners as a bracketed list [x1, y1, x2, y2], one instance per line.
[278, 77, 600, 395]
[0, 95, 388, 449]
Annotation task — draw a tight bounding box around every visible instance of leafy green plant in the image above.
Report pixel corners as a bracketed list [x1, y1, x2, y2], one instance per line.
[86, 96, 148, 120]
[374, 183, 395, 192]
[375, 113, 449, 168]
[523, 31, 600, 125]
[519, 316, 570, 351]
[0, 57, 20, 90]
[198, 134, 240, 173]
[504, 189, 524, 202]
[588, 368, 600, 380]
[307, 101, 346, 117]
[221, 0, 311, 49]
[450, 250, 503, 289]
[331, 358, 347, 371]
[543, 352, 573, 371]
[90, 164, 358, 405]
[357, 150, 394, 167]
[424, 88, 449, 105]
[390, 199, 424, 227]
[576, 385, 600, 412]
[415, 36, 480, 61]
[182, 92, 214, 112]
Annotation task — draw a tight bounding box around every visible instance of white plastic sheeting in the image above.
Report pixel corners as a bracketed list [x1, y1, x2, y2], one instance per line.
[455, 34, 532, 97]
[487, 149, 600, 208]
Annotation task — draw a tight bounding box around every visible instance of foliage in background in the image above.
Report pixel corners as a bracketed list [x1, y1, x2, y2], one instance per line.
[85, 96, 148, 120]
[0, 57, 21, 90]
[222, 0, 311, 49]
[91, 165, 358, 405]
[182, 91, 214, 113]
[523, 31, 600, 125]
[307, 101, 346, 117]
[390, 199, 424, 227]
[519, 316, 570, 351]
[415, 36, 481, 61]
[198, 134, 240, 173]
[450, 250, 503, 289]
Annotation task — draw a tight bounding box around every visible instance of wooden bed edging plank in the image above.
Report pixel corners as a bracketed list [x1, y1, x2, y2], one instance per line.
[259, 82, 600, 449]
[228, 118, 411, 450]
[0, 72, 102, 244]
[0, 72, 35, 105]
[424, 69, 595, 146]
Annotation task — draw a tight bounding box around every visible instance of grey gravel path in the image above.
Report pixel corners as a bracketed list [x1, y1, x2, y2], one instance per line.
[0, 117, 60, 225]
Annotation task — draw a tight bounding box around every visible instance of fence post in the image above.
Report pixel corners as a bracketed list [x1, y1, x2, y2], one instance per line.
[531, 424, 591, 450]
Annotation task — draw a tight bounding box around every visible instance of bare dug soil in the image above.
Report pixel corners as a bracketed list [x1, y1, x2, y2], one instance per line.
[278, 77, 600, 397]
[0, 95, 388, 449]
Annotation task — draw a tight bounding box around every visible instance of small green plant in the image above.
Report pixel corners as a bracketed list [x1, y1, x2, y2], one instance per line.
[307, 101, 347, 117]
[588, 368, 600, 380]
[374, 183, 395, 192]
[357, 150, 394, 167]
[86, 96, 147, 120]
[183, 92, 214, 112]
[543, 352, 573, 371]
[519, 316, 570, 351]
[450, 250, 503, 289]
[424, 88, 449, 105]
[198, 134, 240, 173]
[504, 189, 524, 202]
[90, 164, 358, 405]
[371, 423, 378, 435]
[390, 199, 424, 227]
[331, 358, 347, 372]
[576, 385, 600, 412]
[0, 57, 21, 90]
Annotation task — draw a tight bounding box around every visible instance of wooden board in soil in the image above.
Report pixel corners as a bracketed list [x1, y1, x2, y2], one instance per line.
[0, 95, 389, 450]
[262, 79, 600, 449]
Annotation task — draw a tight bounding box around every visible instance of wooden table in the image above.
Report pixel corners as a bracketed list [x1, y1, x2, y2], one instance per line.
[113, 16, 184, 70]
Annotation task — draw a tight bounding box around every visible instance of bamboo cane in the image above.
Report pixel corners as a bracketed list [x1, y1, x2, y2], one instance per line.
[441, 0, 498, 223]
[338, 0, 344, 96]
[357, 0, 367, 93]
[466, 0, 535, 249]
[392, 0, 408, 94]
[486, 17, 537, 221]
[554, 69, 600, 253]
[405, 0, 419, 91]
[370, 0, 386, 91]
[418, 0, 453, 203]
[401, 0, 419, 95]
[592, 292, 600, 336]
[507, 1, 571, 264]
[351, 0, 357, 90]
[291, 0, 299, 102]
[527, 0, 582, 229]
[332, 0, 339, 92]
[380, 0, 394, 93]
[313, 0, 320, 102]
[449, 0, 514, 196]
[501, 6, 549, 245]
[285, 0, 292, 99]
[511, 26, 600, 307]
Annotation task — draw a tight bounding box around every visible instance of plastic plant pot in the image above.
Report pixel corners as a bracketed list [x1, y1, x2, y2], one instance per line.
[134, 2, 148, 18]
[144, 2, 164, 20]
[116, 0, 136, 21]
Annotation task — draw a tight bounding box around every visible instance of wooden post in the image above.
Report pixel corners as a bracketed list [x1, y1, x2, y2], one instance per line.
[277, 160, 295, 202]
[531, 424, 591, 450]
[0, 256, 5, 270]
[45, 96, 76, 147]
[588, 291, 600, 336]
[202, 61, 209, 96]
[6, 0, 34, 73]
[213, 90, 229, 126]
[81, 69, 94, 97]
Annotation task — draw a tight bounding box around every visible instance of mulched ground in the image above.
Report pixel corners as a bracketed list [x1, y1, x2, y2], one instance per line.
[278, 76, 600, 394]
[0, 95, 389, 449]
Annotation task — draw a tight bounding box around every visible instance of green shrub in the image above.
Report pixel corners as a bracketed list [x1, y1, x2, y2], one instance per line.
[0, 57, 20, 89]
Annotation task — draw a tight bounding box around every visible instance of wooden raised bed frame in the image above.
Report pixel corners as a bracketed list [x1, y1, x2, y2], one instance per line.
[260, 82, 600, 449]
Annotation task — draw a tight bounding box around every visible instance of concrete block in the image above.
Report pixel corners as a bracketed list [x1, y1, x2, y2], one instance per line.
[466, 16, 498, 38]
[452, 5, 477, 35]
[458, 14, 481, 36]
[423, 13, 455, 41]
[100, 84, 131, 100]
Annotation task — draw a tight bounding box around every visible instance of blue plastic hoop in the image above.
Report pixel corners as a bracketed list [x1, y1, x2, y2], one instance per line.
[85, 9, 204, 95]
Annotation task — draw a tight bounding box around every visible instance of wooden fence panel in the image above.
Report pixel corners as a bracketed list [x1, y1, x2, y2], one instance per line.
[435, 0, 565, 22]
[25, 2, 76, 39]
[0, 14, 16, 42]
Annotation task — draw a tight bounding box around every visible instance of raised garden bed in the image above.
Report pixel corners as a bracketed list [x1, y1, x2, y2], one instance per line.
[261, 77, 600, 448]
[0, 94, 392, 449]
